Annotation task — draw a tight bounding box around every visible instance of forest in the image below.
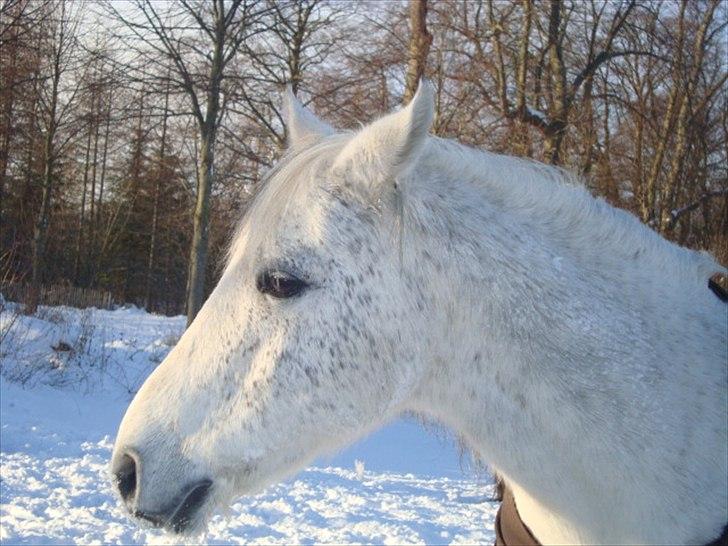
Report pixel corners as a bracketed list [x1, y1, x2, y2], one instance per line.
[1, 0, 726, 324]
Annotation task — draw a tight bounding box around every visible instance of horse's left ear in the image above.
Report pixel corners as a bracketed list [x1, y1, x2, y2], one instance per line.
[283, 86, 335, 151]
[334, 80, 435, 183]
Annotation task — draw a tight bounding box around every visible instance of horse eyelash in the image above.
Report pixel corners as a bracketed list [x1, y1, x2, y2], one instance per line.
[256, 269, 310, 299]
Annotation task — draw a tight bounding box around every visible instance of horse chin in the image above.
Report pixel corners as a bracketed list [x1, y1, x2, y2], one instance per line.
[167, 511, 210, 537]
[127, 502, 210, 538]
[187, 450, 316, 531]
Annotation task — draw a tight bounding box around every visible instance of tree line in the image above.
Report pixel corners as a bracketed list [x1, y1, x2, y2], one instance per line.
[1, 0, 726, 325]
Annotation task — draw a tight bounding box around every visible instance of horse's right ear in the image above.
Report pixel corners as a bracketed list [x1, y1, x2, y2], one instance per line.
[283, 86, 334, 151]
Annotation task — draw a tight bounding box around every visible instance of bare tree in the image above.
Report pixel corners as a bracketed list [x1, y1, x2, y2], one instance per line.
[1, 0, 724, 316]
[0, 0, 51, 46]
[107, 0, 268, 325]
[144, 73, 171, 310]
[642, 0, 724, 231]
[230, 0, 346, 149]
[27, 0, 84, 313]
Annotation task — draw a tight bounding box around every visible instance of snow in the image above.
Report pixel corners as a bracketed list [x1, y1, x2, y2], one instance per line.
[525, 106, 548, 125]
[0, 303, 498, 545]
[619, 189, 634, 201]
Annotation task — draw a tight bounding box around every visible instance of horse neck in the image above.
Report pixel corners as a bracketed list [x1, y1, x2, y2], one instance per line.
[405, 154, 727, 545]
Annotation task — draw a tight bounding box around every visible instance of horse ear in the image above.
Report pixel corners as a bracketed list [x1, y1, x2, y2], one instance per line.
[283, 86, 334, 150]
[334, 80, 435, 182]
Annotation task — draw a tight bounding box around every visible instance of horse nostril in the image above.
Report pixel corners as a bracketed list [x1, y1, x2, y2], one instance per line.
[169, 479, 213, 533]
[114, 452, 139, 505]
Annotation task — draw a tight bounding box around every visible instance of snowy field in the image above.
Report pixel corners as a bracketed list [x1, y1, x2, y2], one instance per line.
[0, 302, 498, 545]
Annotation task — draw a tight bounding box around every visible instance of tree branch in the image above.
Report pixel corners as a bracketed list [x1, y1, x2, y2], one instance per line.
[667, 189, 728, 230]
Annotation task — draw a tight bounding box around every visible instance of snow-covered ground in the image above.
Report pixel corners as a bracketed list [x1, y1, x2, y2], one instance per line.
[0, 302, 498, 545]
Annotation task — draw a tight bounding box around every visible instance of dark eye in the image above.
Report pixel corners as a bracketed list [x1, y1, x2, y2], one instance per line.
[256, 270, 309, 299]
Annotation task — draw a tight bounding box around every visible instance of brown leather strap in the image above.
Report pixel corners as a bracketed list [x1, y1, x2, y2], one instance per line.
[708, 278, 728, 302]
[493, 487, 726, 546]
[705, 524, 728, 546]
[494, 487, 540, 546]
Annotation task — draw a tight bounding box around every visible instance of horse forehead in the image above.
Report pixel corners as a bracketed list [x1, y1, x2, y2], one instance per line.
[280, 185, 380, 246]
[274, 191, 337, 246]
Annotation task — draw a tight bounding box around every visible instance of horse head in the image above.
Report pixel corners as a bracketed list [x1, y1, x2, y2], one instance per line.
[111, 82, 440, 534]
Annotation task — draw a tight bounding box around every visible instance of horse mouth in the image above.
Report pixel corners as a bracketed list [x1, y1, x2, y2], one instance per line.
[132, 479, 213, 535]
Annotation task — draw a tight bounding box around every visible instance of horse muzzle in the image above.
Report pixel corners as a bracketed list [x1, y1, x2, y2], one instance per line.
[111, 446, 213, 534]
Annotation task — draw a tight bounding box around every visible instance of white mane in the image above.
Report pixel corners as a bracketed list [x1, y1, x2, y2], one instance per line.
[420, 137, 724, 284]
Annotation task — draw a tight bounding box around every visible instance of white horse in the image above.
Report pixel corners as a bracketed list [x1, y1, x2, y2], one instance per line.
[112, 82, 727, 545]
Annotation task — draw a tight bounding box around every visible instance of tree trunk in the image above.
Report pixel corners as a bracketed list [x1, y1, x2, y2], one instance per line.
[543, 0, 567, 165]
[73, 115, 93, 284]
[28, 47, 62, 314]
[487, 0, 509, 116]
[145, 76, 170, 311]
[641, 1, 687, 224]
[86, 82, 101, 284]
[403, 0, 432, 104]
[0, 22, 18, 222]
[89, 87, 112, 287]
[185, 1, 225, 326]
[28, 120, 56, 313]
[658, 0, 718, 233]
[185, 128, 215, 325]
[515, 0, 532, 116]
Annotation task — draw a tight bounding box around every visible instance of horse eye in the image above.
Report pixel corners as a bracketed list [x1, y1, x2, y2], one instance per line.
[256, 270, 309, 299]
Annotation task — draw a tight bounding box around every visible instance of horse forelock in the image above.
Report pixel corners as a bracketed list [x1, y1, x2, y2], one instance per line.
[224, 134, 352, 272]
